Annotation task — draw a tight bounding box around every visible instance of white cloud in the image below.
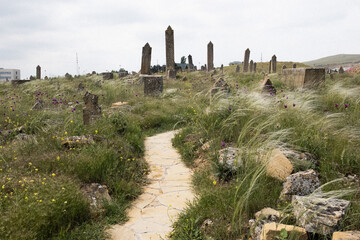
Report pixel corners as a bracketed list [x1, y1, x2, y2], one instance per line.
[0, 0, 359, 78]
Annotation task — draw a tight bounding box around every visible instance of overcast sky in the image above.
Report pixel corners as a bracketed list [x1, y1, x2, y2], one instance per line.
[0, 0, 359, 78]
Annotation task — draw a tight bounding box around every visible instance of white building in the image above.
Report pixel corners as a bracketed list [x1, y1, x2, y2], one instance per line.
[0, 68, 21, 82]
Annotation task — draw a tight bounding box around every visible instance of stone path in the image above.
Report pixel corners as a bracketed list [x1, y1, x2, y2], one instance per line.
[108, 131, 194, 240]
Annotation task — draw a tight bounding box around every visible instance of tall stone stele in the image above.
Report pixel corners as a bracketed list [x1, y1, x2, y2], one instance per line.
[253, 62, 257, 73]
[207, 41, 214, 71]
[188, 54, 194, 71]
[249, 60, 254, 72]
[243, 48, 250, 73]
[36, 65, 41, 79]
[165, 26, 176, 79]
[140, 43, 152, 74]
[271, 55, 277, 73]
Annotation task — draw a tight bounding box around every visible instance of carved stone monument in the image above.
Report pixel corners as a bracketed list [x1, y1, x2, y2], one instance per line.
[141, 43, 152, 74]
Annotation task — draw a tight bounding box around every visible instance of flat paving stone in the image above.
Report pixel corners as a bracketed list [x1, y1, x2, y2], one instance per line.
[108, 131, 194, 239]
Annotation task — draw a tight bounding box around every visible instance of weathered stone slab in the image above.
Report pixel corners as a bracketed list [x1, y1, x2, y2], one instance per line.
[282, 68, 325, 88]
[280, 169, 321, 200]
[188, 54, 194, 71]
[165, 26, 175, 78]
[207, 41, 214, 71]
[83, 92, 101, 125]
[143, 75, 163, 95]
[261, 222, 307, 240]
[332, 231, 360, 240]
[102, 72, 113, 80]
[271, 55, 277, 73]
[250, 60, 254, 72]
[243, 48, 250, 72]
[141, 43, 152, 74]
[36, 65, 41, 79]
[292, 195, 350, 235]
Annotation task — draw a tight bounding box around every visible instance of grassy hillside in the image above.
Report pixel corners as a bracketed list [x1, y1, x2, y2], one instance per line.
[304, 54, 360, 66]
[0, 63, 359, 239]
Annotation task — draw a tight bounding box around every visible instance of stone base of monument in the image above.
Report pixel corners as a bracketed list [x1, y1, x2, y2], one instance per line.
[167, 69, 176, 79]
[282, 68, 325, 88]
[142, 75, 163, 96]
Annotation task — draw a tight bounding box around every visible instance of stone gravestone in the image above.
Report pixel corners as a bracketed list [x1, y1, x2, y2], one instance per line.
[339, 66, 344, 74]
[165, 26, 176, 79]
[253, 62, 257, 73]
[271, 55, 277, 73]
[268, 60, 272, 73]
[102, 72, 113, 80]
[293, 63, 297, 68]
[78, 82, 85, 92]
[36, 65, 41, 79]
[282, 68, 325, 88]
[188, 54, 194, 71]
[243, 48, 250, 73]
[207, 41, 214, 71]
[282, 65, 287, 70]
[220, 64, 224, 73]
[65, 73, 72, 79]
[143, 75, 163, 96]
[236, 65, 240, 73]
[141, 43, 152, 74]
[250, 60, 254, 73]
[83, 92, 101, 125]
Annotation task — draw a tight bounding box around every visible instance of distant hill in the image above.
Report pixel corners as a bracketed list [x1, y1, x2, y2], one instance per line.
[304, 54, 360, 67]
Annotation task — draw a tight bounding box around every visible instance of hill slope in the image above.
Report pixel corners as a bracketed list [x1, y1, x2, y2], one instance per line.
[304, 54, 360, 67]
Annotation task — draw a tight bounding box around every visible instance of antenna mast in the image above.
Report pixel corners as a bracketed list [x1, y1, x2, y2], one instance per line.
[76, 52, 80, 75]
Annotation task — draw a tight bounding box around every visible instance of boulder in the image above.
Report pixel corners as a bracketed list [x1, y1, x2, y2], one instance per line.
[260, 222, 307, 240]
[292, 195, 350, 235]
[266, 149, 294, 181]
[332, 231, 360, 240]
[77, 82, 85, 92]
[280, 169, 321, 200]
[81, 183, 111, 209]
[200, 219, 214, 231]
[182, 76, 188, 81]
[249, 208, 281, 240]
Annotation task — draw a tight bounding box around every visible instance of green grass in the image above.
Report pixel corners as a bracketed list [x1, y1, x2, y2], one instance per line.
[1, 67, 359, 239]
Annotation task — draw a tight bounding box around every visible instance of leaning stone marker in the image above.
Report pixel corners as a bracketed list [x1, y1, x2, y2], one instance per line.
[250, 60, 254, 72]
[165, 26, 175, 79]
[243, 48, 250, 72]
[292, 195, 350, 235]
[141, 43, 152, 74]
[207, 41, 214, 71]
[268, 60, 272, 73]
[143, 75, 163, 96]
[282, 68, 325, 88]
[83, 92, 101, 125]
[36, 65, 41, 79]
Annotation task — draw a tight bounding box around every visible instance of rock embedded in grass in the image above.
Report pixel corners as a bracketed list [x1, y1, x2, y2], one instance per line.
[265, 149, 294, 181]
[218, 147, 241, 171]
[292, 195, 350, 235]
[81, 183, 111, 210]
[280, 169, 321, 200]
[332, 231, 360, 240]
[261, 222, 307, 240]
